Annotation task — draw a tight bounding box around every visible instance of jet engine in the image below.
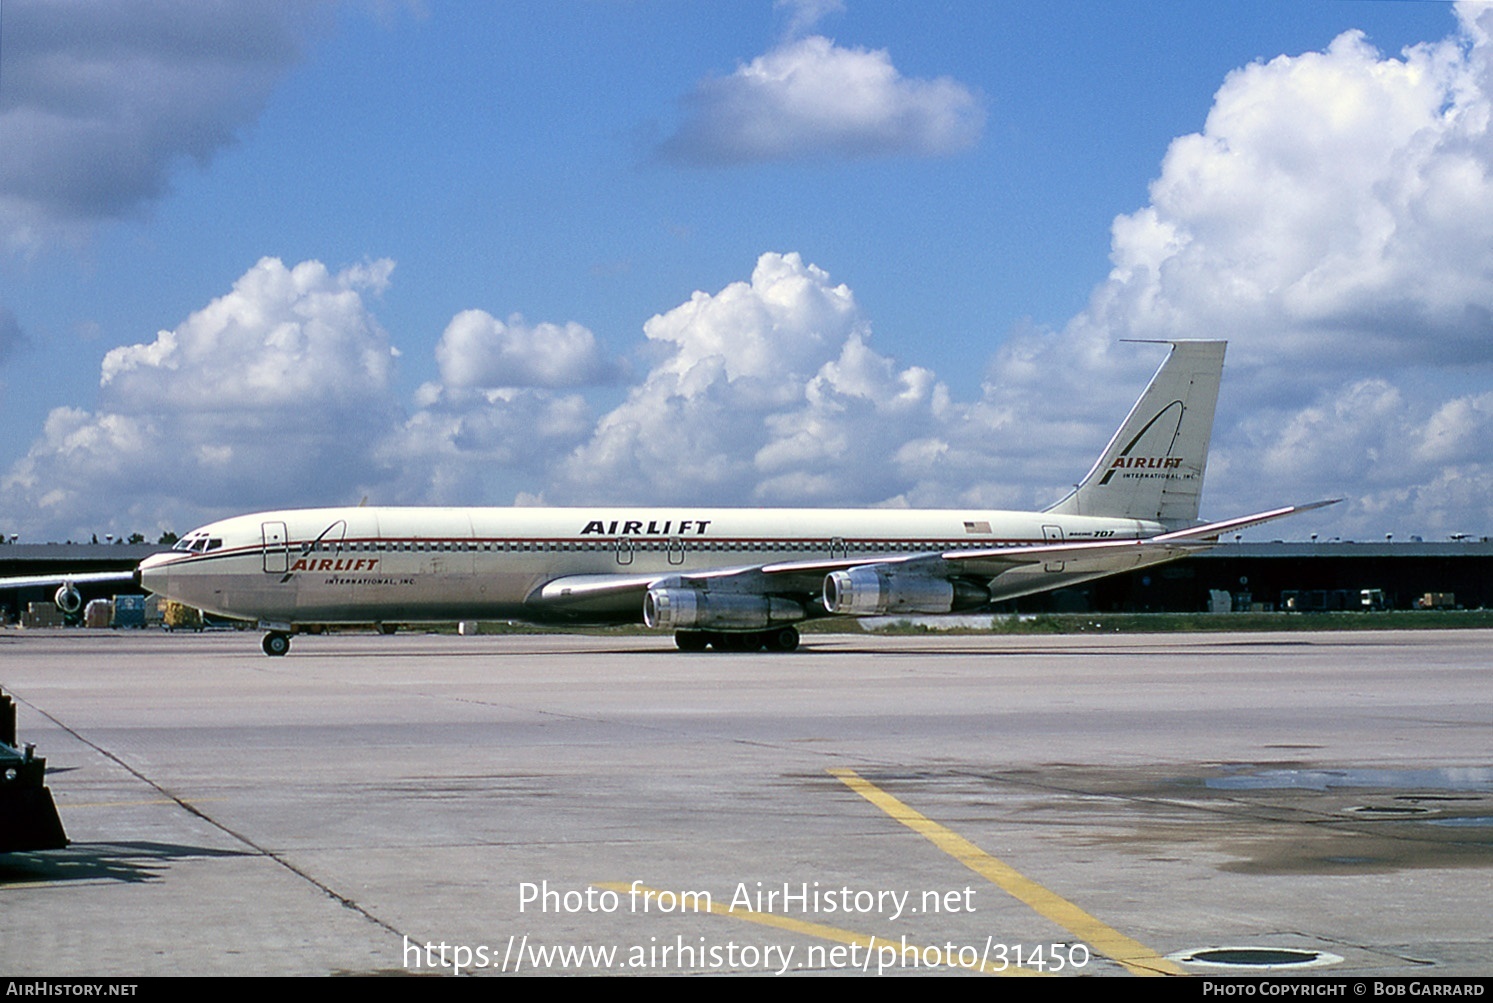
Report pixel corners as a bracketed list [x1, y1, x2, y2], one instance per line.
[823, 567, 990, 616]
[53, 583, 83, 615]
[644, 587, 805, 631]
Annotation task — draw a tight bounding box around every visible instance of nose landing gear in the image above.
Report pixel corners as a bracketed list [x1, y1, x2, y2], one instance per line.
[261, 631, 291, 657]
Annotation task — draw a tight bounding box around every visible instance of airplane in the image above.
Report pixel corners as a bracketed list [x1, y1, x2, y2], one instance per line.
[12, 341, 1336, 655]
[131, 340, 1336, 654]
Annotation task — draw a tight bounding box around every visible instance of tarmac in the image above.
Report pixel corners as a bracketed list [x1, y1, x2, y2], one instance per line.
[1, 627, 1490, 977]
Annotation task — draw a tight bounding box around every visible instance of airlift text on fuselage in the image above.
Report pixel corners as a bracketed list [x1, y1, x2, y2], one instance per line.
[289, 558, 382, 573]
[580, 519, 714, 536]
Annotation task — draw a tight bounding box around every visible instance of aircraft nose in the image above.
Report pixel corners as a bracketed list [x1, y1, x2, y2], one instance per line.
[137, 551, 187, 596]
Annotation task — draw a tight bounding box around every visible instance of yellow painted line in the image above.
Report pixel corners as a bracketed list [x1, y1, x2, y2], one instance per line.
[830, 768, 1187, 977]
[594, 882, 1046, 976]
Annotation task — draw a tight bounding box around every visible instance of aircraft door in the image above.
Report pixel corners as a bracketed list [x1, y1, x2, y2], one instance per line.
[262, 521, 289, 574]
[667, 537, 685, 565]
[614, 537, 633, 566]
[1042, 524, 1065, 572]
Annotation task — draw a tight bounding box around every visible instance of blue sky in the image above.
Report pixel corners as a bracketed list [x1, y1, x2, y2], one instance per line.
[1, 0, 1487, 542]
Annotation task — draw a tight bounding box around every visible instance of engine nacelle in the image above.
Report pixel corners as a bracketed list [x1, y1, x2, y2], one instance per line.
[54, 583, 83, 615]
[644, 588, 805, 631]
[823, 567, 989, 616]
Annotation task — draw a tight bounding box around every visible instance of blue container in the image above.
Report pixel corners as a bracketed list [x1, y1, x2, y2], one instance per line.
[112, 594, 146, 628]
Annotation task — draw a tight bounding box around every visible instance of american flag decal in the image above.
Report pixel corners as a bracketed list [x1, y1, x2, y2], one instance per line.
[963, 520, 991, 533]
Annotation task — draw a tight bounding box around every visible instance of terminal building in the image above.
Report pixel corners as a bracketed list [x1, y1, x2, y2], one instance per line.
[1037, 539, 1493, 613]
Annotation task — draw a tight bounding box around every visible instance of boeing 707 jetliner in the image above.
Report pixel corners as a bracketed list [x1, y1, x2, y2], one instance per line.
[17, 341, 1335, 654]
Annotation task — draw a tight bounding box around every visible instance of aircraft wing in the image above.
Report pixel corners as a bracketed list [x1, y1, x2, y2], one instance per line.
[529, 552, 854, 606]
[0, 570, 139, 590]
[526, 499, 1340, 619]
[525, 565, 786, 618]
[738, 500, 1339, 584]
[746, 538, 1183, 586]
[0, 568, 140, 616]
[529, 572, 677, 608]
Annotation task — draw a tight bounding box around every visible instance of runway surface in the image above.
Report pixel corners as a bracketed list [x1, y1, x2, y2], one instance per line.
[1, 628, 1490, 977]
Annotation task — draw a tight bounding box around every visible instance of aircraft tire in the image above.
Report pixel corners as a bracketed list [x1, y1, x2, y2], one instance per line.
[674, 630, 709, 652]
[262, 631, 291, 657]
[712, 632, 757, 652]
[766, 626, 800, 652]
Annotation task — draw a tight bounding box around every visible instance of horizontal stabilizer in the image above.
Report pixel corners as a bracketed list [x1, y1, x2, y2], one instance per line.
[938, 499, 1342, 577]
[1153, 499, 1343, 543]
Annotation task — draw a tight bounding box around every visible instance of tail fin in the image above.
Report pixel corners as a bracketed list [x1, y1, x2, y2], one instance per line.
[1046, 340, 1225, 527]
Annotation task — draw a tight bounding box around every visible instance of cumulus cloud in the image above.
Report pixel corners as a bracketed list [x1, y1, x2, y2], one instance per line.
[548, 252, 953, 505]
[2, 257, 400, 539]
[659, 34, 983, 164]
[434, 311, 619, 389]
[1099, 21, 1493, 376]
[395, 251, 1091, 515]
[376, 387, 595, 506]
[377, 309, 625, 506]
[1234, 383, 1493, 537]
[99, 257, 396, 410]
[775, 0, 844, 40]
[751, 331, 950, 504]
[0, 0, 314, 247]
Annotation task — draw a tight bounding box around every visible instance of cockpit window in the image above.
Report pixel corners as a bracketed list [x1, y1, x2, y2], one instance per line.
[172, 533, 222, 554]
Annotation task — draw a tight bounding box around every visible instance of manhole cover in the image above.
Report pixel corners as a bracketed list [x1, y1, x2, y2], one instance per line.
[1171, 946, 1343, 970]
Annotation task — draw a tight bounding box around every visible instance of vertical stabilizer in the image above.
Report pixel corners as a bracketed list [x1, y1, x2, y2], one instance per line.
[1046, 341, 1225, 527]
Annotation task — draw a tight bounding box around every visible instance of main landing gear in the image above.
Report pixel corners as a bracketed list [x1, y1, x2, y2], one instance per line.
[674, 626, 799, 653]
[262, 631, 291, 657]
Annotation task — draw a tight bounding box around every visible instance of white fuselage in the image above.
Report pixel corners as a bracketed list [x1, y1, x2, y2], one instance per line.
[137, 506, 1163, 627]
